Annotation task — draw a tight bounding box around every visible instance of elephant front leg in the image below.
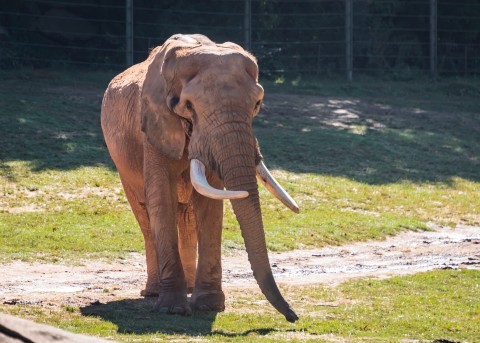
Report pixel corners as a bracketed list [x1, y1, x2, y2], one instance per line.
[144, 151, 190, 315]
[190, 171, 225, 312]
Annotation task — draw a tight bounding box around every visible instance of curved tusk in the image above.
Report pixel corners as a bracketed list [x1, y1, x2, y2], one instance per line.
[256, 161, 300, 213]
[190, 159, 249, 200]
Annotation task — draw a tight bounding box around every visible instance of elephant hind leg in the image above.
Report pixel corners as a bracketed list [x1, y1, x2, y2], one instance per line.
[119, 176, 161, 297]
[177, 202, 197, 293]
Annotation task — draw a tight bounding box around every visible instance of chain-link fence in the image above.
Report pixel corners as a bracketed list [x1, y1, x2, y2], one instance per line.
[1, 0, 479, 79]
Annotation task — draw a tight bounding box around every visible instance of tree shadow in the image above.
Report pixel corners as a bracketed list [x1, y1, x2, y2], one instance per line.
[79, 298, 277, 337]
[0, 71, 115, 173]
[1, 71, 479, 185]
[256, 93, 480, 184]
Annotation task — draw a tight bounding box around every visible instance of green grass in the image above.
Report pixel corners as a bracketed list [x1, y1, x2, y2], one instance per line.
[1, 270, 478, 342]
[0, 69, 479, 261]
[0, 70, 479, 341]
[263, 74, 480, 111]
[0, 162, 143, 262]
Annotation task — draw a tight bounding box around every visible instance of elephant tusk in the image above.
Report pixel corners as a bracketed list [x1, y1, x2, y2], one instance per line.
[256, 161, 300, 214]
[190, 159, 249, 200]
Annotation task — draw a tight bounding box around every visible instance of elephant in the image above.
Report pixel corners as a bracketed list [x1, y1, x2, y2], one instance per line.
[101, 34, 299, 323]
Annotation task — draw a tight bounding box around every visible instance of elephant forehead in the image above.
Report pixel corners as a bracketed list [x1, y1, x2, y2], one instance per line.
[175, 48, 258, 77]
[178, 44, 247, 58]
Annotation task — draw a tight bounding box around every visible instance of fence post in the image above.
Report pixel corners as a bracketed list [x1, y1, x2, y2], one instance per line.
[430, 0, 437, 77]
[126, 0, 134, 67]
[345, 0, 353, 81]
[244, 0, 252, 51]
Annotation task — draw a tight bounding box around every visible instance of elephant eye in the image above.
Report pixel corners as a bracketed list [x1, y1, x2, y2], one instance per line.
[185, 100, 194, 111]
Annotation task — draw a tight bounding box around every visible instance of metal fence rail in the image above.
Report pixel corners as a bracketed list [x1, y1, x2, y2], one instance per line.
[1, 0, 479, 79]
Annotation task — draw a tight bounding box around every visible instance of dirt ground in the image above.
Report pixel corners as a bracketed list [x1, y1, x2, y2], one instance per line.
[1, 224, 478, 309]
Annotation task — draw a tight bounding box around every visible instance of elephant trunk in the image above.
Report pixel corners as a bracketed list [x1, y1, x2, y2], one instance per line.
[212, 125, 298, 323]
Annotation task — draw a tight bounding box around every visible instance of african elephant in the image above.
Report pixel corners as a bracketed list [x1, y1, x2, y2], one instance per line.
[101, 34, 299, 322]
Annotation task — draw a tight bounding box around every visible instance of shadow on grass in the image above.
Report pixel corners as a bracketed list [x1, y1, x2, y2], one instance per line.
[1, 71, 479, 184]
[0, 71, 115, 172]
[80, 298, 277, 337]
[256, 92, 480, 184]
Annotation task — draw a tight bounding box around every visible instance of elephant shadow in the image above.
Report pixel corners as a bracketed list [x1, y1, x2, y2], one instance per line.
[79, 298, 277, 337]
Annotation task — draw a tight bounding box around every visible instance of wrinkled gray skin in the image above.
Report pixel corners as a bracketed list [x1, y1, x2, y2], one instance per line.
[101, 34, 298, 322]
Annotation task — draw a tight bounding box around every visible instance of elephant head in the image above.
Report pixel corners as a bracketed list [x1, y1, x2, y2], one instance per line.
[140, 34, 299, 322]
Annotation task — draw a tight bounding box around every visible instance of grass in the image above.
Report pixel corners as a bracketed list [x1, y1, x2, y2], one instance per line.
[0, 70, 479, 260]
[0, 70, 479, 341]
[1, 269, 478, 342]
[0, 162, 142, 262]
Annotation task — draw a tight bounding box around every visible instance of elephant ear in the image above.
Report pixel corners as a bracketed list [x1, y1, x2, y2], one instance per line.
[141, 43, 186, 160]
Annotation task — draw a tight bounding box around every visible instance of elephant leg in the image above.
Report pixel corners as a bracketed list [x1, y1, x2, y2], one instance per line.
[144, 144, 190, 315]
[119, 176, 160, 297]
[190, 170, 225, 312]
[177, 202, 197, 293]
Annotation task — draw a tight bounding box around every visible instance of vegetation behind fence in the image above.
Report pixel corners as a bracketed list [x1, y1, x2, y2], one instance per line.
[1, 0, 479, 79]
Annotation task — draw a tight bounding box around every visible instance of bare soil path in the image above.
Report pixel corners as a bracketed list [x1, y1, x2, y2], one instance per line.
[1, 225, 479, 308]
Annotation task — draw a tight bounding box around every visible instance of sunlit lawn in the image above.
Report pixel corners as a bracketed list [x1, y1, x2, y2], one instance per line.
[1, 270, 478, 342]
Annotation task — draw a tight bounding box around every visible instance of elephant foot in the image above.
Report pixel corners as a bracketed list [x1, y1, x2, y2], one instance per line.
[190, 290, 225, 312]
[155, 292, 192, 315]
